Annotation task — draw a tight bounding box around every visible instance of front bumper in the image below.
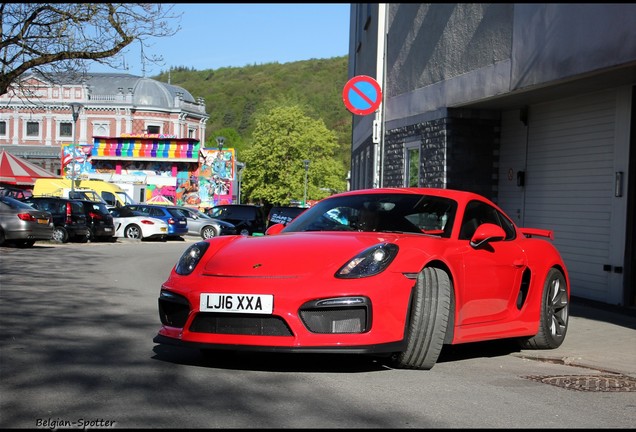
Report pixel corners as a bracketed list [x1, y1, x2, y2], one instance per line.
[153, 333, 406, 354]
[155, 271, 416, 353]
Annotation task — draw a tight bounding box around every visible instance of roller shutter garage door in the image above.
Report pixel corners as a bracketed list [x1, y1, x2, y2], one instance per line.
[500, 89, 617, 302]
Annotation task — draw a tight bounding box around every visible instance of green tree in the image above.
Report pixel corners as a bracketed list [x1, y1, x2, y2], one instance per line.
[241, 105, 347, 206]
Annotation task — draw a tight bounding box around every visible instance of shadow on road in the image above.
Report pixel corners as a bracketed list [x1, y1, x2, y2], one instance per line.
[569, 296, 636, 329]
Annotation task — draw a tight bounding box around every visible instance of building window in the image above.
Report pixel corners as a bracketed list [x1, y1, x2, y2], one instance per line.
[405, 142, 420, 187]
[26, 121, 40, 137]
[93, 122, 109, 137]
[146, 125, 160, 134]
[188, 128, 195, 138]
[59, 122, 72, 138]
[0, 120, 6, 137]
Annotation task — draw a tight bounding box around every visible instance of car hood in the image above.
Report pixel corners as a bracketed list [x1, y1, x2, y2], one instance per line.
[201, 232, 416, 277]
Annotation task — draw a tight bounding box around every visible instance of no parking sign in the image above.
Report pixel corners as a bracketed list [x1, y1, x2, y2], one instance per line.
[342, 75, 382, 116]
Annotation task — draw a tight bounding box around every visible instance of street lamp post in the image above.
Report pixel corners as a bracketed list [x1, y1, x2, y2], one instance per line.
[69, 102, 84, 193]
[303, 159, 310, 207]
[236, 161, 245, 204]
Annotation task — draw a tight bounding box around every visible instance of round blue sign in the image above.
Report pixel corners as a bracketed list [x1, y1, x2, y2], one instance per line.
[342, 75, 382, 116]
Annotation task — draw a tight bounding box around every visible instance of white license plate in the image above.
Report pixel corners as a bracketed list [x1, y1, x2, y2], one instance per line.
[104, 227, 112, 232]
[200, 293, 273, 314]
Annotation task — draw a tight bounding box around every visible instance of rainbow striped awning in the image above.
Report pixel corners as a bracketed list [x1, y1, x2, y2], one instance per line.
[91, 137, 200, 162]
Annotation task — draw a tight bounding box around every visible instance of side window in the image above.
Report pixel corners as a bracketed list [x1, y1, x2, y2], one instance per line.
[102, 191, 116, 206]
[459, 201, 515, 241]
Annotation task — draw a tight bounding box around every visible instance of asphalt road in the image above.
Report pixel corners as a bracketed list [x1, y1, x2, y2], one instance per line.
[1, 238, 634, 429]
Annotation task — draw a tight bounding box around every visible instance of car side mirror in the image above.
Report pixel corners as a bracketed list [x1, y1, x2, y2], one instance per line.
[265, 223, 285, 235]
[470, 223, 506, 248]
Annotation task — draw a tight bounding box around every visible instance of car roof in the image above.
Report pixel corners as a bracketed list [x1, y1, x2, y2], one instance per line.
[215, 204, 261, 208]
[26, 196, 82, 203]
[329, 187, 495, 208]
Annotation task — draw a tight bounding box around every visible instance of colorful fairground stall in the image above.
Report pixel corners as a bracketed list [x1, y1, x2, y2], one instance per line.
[61, 134, 236, 208]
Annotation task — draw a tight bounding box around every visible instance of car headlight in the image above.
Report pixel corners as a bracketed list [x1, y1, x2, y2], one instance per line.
[335, 243, 399, 278]
[175, 241, 210, 275]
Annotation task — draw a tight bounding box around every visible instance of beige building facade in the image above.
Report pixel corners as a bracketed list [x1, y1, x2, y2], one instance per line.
[0, 72, 208, 174]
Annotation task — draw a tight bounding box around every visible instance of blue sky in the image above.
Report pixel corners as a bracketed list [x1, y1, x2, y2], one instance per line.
[90, 4, 351, 76]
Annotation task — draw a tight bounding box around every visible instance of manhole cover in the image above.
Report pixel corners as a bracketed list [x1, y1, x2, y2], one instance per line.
[523, 374, 636, 392]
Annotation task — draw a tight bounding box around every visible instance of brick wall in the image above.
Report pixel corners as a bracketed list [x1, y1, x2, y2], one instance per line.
[383, 110, 500, 200]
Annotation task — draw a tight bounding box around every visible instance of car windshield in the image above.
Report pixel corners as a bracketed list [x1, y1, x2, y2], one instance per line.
[177, 208, 210, 219]
[193, 210, 211, 219]
[110, 207, 137, 217]
[84, 202, 109, 213]
[166, 208, 184, 218]
[209, 206, 256, 219]
[283, 193, 457, 238]
[116, 191, 136, 206]
[0, 195, 36, 209]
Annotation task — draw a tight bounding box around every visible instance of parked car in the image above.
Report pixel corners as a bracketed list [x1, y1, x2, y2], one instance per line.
[109, 207, 169, 241]
[21, 196, 89, 243]
[77, 200, 115, 242]
[206, 204, 266, 236]
[0, 195, 53, 247]
[124, 204, 188, 238]
[0, 185, 32, 200]
[170, 206, 237, 239]
[266, 205, 307, 228]
[155, 187, 570, 370]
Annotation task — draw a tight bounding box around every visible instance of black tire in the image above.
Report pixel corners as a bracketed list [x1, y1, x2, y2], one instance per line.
[51, 227, 69, 243]
[124, 224, 142, 239]
[0, 228, 5, 246]
[390, 267, 452, 370]
[201, 225, 218, 239]
[87, 228, 95, 242]
[519, 268, 569, 350]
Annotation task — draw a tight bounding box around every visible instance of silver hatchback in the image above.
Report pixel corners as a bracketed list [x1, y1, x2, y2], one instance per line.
[0, 195, 53, 247]
[170, 206, 237, 239]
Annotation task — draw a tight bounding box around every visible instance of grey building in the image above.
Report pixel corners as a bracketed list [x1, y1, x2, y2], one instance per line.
[348, 4, 635, 307]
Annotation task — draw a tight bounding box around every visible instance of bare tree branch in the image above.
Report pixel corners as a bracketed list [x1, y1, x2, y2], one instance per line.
[0, 3, 181, 95]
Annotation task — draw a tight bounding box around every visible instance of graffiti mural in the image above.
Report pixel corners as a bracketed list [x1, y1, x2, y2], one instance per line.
[62, 143, 94, 179]
[175, 173, 201, 206]
[196, 148, 234, 208]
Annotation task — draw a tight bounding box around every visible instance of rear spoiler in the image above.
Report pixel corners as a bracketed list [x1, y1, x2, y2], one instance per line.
[519, 227, 554, 240]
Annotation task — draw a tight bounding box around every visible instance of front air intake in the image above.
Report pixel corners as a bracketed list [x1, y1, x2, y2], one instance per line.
[189, 313, 293, 336]
[299, 297, 371, 334]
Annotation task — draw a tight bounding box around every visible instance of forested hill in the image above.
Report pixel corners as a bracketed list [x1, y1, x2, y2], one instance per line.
[152, 55, 352, 168]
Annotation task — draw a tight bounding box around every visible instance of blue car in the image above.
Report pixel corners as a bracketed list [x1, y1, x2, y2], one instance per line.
[124, 204, 188, 238]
